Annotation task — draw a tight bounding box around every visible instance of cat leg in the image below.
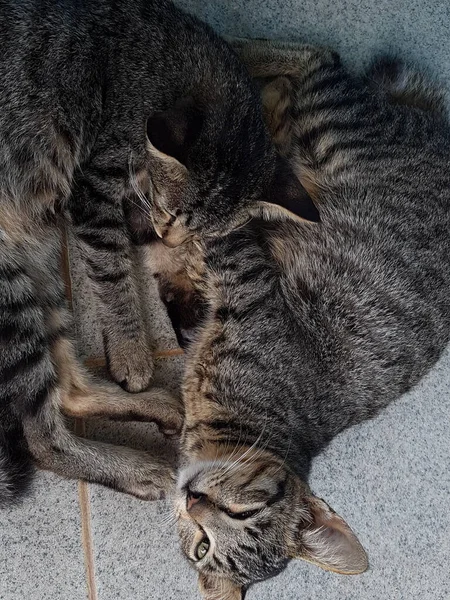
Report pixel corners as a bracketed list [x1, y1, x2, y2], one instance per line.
[230, 38, 337, 80]
[231, 39, 338, 150]
[69, 164, 154, 393]
[24, 401, 176, 500]
[5, 223, 176, 500]
[56, 335, 183, 436]
[23, 325, 179, 500]
[233, 39, 340, 199]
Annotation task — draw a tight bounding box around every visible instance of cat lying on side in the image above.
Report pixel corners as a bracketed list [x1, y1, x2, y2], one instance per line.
[146, 40, 450, 599]
[0, 2, 314, 505]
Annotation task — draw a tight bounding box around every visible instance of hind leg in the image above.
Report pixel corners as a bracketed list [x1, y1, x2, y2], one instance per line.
[231, 39, 338, 151]
[234, 39, 346, 199]
[23, 315, 180, 500]
[56, 336, 183, 436]
[230, 38, 337, 79]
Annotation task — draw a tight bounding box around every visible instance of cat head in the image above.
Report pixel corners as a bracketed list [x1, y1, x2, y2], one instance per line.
[146, 96, 319, 247]
[175, 452, 368, 599]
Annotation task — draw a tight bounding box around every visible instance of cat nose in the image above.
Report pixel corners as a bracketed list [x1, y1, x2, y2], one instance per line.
[187, 489, 205, 512]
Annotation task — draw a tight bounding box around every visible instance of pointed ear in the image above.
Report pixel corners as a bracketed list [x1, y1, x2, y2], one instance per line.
[293, 496, 368, 575]
[146, 103, 190, 198]
[198, 573, 246, 600]
[146, 96, 205, 167]
[146, 137, 188, 188]
[257, 156, 320, 223]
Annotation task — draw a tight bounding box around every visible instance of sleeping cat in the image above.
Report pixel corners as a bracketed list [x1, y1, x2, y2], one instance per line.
[0, 2, 317, 505]
[147, 41, 450, 598]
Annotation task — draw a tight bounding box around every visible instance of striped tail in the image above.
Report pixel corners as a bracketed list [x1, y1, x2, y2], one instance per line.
[368, 57, 447, 117]
[0, 426, 34, 506]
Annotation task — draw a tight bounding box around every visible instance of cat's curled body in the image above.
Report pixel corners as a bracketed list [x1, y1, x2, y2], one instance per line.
[150, 42, 450, 598]
[0, 2, 292, 504]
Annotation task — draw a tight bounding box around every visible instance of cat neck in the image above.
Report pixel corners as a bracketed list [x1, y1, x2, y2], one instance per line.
[182, 416, 312, 480]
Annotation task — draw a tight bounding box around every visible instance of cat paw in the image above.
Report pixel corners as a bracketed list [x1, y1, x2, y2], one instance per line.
[125, 460, 176, 501]
[138, 388, 184, 437]
[106, 338, 154, 393]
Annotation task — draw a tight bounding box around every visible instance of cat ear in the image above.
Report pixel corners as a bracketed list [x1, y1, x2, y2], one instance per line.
[256, 156, 320, 223]
[292, 496, 368, 575]
[145, 102, 191, 200]
[146, 138, 188, 189]
[146, 96, 205, 167]
[198, 573, 246, 600]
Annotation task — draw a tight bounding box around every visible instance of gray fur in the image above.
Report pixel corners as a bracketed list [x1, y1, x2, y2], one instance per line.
[155, 41, 450, 597]
[0, 1, 277, 503]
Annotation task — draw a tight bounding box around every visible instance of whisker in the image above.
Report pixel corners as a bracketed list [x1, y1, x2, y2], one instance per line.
[127, 151, 153, 215]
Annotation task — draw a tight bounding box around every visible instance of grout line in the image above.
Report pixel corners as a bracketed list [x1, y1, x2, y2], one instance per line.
[75, 420, 99, 600]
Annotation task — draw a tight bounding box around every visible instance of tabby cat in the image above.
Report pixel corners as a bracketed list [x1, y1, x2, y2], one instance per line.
[147, 40, 450, 598]
[0, 2, 316, 504]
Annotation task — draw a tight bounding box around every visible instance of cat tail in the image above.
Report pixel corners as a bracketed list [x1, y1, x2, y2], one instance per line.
[0, 426, 34, 506]
[368, 57, 447, 117]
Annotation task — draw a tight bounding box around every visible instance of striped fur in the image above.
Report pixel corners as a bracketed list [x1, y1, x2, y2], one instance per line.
[0, 1, 279, 503]
[149, 41, 450, 597]
[0, 207, 183, 505]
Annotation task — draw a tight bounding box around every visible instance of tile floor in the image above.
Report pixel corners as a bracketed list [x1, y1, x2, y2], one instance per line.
[3, 0, 450, 596]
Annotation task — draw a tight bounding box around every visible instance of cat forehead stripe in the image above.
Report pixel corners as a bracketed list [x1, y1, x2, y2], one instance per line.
[177, 460, 228, 491]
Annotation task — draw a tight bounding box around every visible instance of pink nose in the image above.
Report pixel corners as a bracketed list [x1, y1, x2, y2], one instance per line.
[187, 494, 202, 512]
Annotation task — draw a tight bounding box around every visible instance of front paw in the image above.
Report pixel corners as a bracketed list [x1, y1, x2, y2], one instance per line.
[105, 337, 154, 393]
[125, 459, 176, 501]
[136, 388, 184, 437]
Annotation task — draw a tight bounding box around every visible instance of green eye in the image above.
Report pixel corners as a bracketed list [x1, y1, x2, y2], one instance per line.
[195, 537, 210, 560]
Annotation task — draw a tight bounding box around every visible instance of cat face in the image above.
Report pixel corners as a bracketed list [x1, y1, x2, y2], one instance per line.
[146, 97, 319, 247]
[175, 453, 368, 599]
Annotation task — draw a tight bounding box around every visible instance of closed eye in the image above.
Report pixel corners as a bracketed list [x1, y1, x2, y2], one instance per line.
[223, 508, 262, 520]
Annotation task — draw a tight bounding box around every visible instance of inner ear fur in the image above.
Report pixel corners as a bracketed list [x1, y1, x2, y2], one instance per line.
[292, 495, 369, 575]
[256, 155, 320, 223]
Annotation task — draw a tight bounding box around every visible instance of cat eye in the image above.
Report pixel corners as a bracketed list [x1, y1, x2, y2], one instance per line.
[195, 537, 210, 560]
[224, 508, 261, 520]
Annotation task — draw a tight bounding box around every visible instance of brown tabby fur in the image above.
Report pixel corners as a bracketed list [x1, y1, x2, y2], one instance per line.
[146, 38, 450, 599]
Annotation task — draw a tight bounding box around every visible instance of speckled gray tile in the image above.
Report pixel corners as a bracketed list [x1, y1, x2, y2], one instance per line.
[176, 0, 450, 90]
[89, 486, 195, 600]
[0, 472, 87, 600]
